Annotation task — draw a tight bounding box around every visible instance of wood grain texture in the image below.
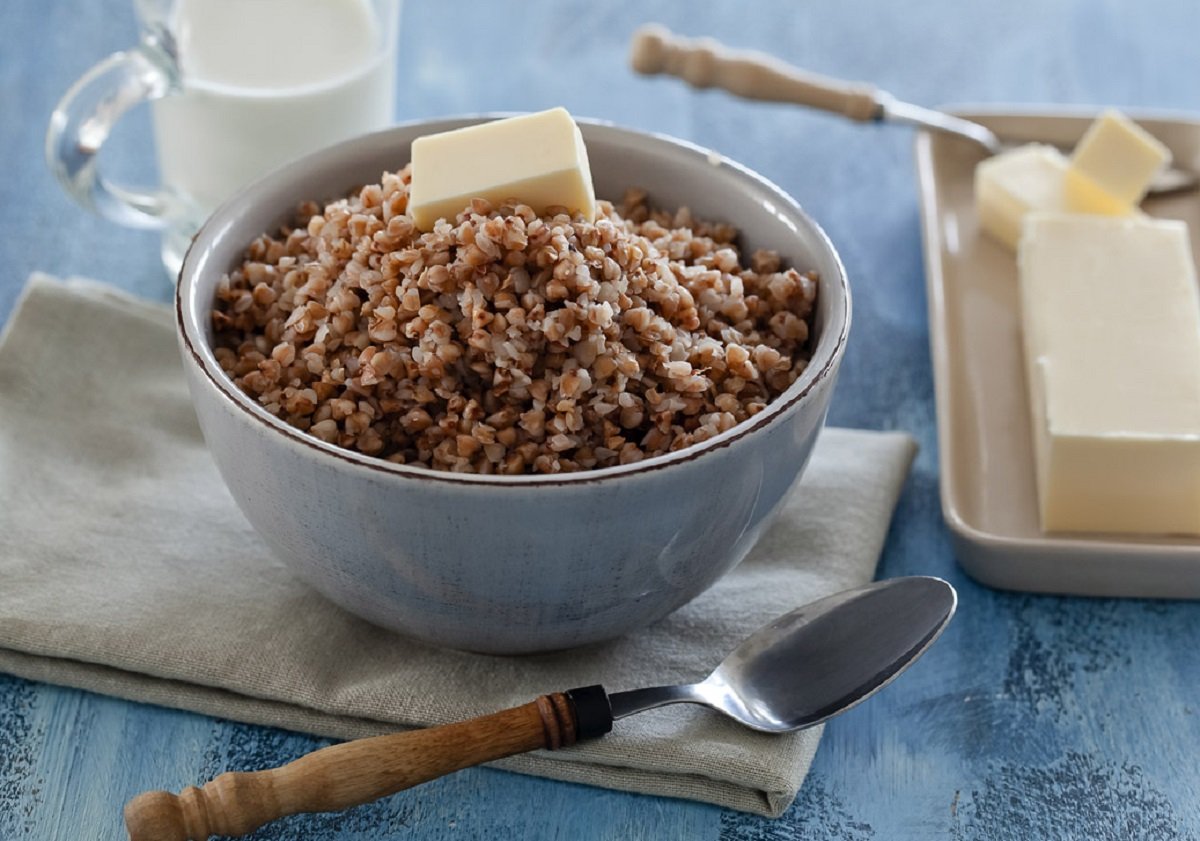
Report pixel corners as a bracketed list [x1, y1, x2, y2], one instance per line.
[4, 0, 1200, 839]
[124, 695, 579, 840]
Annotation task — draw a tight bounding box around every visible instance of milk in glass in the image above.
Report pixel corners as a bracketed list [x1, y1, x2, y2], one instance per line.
[153, 0, 396, 264]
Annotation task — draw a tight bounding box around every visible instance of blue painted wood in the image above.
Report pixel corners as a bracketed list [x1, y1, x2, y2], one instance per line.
[4, 0, 1200, 838]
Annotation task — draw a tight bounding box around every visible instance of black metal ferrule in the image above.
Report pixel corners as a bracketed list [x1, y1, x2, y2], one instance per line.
[564, 684, 614, 741]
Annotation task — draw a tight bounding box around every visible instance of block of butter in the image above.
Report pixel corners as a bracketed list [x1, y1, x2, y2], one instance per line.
[1019, 213, 1200, 535]
[975, 144, 1132, 250]
[1068, 109, 1171, 207]
[409, 107, 597, 231]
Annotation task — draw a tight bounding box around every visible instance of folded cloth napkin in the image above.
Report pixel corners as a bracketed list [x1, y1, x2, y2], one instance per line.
[0, 273, 915, 817]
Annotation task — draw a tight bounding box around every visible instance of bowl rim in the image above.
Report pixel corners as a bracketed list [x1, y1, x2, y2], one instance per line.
[177, 114, 851, 487]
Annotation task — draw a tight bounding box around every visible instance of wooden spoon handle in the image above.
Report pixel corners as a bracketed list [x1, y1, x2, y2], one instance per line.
[124, 687, 613, 841]
[630, 23, 882, 122]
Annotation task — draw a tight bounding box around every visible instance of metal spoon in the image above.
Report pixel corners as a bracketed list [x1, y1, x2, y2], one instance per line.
[124, 576, 956, 840]
[630, 24, 1197, 196]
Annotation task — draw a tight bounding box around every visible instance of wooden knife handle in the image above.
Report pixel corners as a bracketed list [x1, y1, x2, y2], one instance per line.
[124, 687, 613, 841]
[630, 23, 881, 122]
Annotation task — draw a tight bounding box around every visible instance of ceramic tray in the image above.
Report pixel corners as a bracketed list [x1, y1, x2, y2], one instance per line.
[915, 107, 1200, 598]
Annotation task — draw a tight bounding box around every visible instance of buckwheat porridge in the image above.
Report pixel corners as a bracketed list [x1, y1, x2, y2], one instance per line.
[211, 167, 819, 475]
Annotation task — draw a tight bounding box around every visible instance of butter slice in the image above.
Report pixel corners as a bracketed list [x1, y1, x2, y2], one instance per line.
[409, 108, 596, 231]
[975, 144, 1134, 250]
[1069, 110, 1171, 207]
[1019, 213, 1200, 535]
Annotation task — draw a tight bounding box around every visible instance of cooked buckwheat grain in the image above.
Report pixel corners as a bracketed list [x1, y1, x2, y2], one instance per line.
[212, 168, 818, 474]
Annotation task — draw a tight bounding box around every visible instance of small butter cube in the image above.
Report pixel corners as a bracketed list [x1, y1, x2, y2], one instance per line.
[1069, 109, 1171, 206]
[1019, 213, 1200, 535]
[975, 144, 1133, 250]
[409, 108, 596, 231]
[976, 145, 1072, 250]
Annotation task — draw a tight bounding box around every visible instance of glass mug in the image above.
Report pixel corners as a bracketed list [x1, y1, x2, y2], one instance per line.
[47, 0, 400, 276]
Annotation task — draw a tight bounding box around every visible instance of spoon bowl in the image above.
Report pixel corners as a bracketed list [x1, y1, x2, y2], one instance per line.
[607, 576, 957, 732]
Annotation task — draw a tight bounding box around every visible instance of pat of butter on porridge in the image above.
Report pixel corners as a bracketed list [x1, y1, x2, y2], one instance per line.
[409, 108, 597, 231]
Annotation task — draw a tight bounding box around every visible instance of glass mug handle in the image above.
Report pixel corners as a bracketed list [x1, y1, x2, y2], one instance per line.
[45, 39, 178, 230]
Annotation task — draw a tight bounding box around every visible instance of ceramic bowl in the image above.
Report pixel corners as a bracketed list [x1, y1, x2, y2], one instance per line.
[177, 116, 850, 653]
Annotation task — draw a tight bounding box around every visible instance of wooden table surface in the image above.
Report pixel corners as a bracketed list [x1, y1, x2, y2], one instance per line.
[4, 0, 1200, 838]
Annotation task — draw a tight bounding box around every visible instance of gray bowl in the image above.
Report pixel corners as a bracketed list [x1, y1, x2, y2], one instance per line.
[177, 117, 850, 653]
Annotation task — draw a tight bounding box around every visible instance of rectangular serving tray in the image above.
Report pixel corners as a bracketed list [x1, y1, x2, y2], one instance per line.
[915, 107, 1200, 597]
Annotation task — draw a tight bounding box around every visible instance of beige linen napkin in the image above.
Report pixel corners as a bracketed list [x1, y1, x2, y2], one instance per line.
[0, 273, 915, 817]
